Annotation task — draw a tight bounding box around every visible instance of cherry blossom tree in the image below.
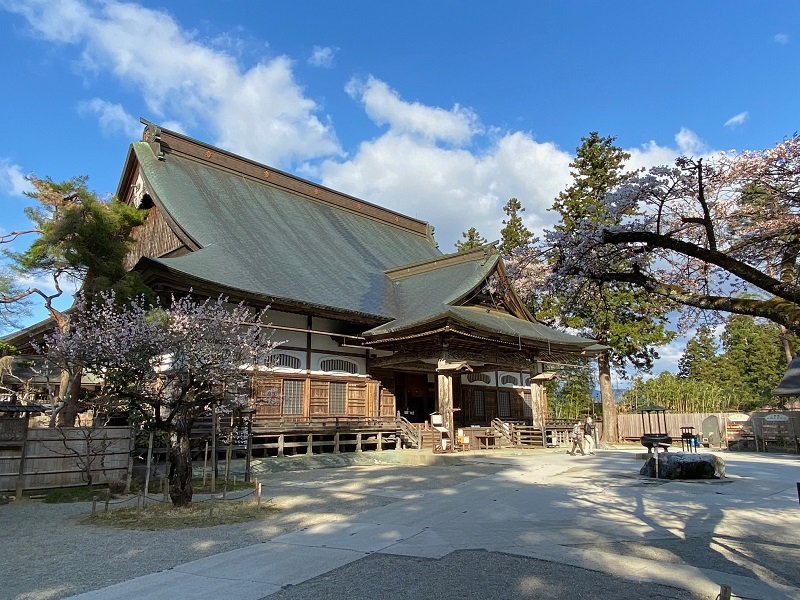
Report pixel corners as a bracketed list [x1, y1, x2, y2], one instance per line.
[37, 292, 279, 506]
[549, 134, 800, 338]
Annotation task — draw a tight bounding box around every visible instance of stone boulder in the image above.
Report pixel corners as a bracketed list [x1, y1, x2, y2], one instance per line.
[639, 453, 725, 479]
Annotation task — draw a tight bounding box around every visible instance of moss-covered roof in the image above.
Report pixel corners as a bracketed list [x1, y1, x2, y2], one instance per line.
[363, 249, 597, 350]
[132, 141, 441, 319]
[122, 124, 596, 352]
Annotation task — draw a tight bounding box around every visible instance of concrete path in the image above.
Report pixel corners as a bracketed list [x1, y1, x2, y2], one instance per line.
[65, 448, 800, 600]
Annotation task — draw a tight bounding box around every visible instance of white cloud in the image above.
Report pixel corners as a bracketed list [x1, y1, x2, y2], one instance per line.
[78, 98, 141, 139]
[773, 33, 790, 45]
[347, 76, 480, 145]
[5, 0, 341, 167]
[316, 79, 572, 249]
[308, 45, 337, 68]
[626, 127, 715, 172]
[724, 111, 748, 129]
[0, 160, 33, 197]
[649, 337, 687, 376]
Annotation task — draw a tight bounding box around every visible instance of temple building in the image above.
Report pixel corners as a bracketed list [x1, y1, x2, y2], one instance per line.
[7, 121, 600, 449]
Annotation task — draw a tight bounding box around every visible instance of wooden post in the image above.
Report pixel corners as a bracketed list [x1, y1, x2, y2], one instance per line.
[124, 423, 135, 495]
[224, 412, 234, 487]
[211, 408, 217, 494]
[256, 481, 262, 511]
[15, 413, 31, 500]
[245, 415, 253, 483]
[377, 431, 383, 451]
[91, 495, 98, 517]
[356, 432, 362, 452]
[202, 441, 209, 487]
[718, 584, 731, 600]
[437, 372, 455, 443]
[307, 432, 313, 454]
[278, 434, 284, 458]
[105, 488, 110, 513]
[143, 430, 154, 506]
[334, 430, 340, 453]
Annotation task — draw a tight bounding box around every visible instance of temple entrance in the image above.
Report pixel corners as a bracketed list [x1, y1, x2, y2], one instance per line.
[393, 372, 436, 423]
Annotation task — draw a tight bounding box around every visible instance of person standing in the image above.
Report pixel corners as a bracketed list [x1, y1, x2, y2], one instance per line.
[583, 416, 596, 455]
[568, 421, 585, 456]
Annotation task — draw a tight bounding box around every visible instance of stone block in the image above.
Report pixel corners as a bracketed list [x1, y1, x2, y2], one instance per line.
[639, 452, 725, 479]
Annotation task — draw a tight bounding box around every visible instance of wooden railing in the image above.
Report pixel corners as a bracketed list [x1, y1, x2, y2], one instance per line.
[490, 419, 546, 448]
[249, 427, 399, 457]
[396, 414, 422, 449]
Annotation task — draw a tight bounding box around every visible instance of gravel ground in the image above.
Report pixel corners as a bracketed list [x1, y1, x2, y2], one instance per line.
[1, 463, 503, 600]
[267, 550, 705, 600]
[3, 452, 798, 600]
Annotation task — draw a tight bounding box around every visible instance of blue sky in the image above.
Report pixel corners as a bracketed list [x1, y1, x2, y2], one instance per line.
[1, 0, 798, 374]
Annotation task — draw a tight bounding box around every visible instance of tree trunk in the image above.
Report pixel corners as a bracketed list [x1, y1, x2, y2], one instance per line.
[57, 371, 83, 427]
[168, 419, 194, 507]
[597, 351, 618, 444]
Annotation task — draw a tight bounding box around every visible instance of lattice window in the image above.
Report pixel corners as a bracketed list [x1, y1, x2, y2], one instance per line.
[330, 382, 346, 414]
[500, 374, 519, 386]
[282, 380, 304, 415]
[473, 390, 485, 417]
[523, 391, 533, 418]
[319, 358, 358, 374]
[274, 353, 301, 369]
[466, 373, 491, 384]
[498, 391, 511, 418]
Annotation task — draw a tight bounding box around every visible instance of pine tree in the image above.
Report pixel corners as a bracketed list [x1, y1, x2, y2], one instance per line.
[2, 175, 148, 425]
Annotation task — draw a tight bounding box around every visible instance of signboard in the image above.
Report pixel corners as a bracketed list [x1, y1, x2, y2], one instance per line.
[727, 413, 750, 422]
[764, 413, 790, 422]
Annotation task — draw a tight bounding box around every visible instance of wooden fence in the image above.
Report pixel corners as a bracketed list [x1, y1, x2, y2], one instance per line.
[0, 425, 131, 493]
[617, 412, 734, 443]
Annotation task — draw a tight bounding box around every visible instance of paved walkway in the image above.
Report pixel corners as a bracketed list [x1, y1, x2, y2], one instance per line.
[50, 448, 800, 599]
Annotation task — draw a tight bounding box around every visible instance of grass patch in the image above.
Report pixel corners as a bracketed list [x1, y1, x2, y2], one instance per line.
[83, 499, 279, 530]
[42, 486, 113, 504]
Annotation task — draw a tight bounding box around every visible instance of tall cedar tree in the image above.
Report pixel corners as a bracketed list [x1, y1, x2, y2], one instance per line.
[547, 133, 675, 442]
[456, 227, 488, 252]
[3, 176, 148, 425]
[499, 198, 532, 255]
[678, 325, 718, 380]
[719, 315, 789, 409]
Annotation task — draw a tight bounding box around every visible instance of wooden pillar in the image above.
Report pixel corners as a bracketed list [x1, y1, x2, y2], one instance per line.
[15, 413, 31, 500]
[437, 373, 455, 442]
[529, 380, 545, 431]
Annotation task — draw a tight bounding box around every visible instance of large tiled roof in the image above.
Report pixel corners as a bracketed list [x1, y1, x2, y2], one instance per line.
[130, 139, 442, 319]
[122, 123, 596, 351]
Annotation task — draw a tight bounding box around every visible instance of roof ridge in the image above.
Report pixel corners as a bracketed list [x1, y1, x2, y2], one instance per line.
[385, 245, 499, 279]
[137, 119, 436, 240]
